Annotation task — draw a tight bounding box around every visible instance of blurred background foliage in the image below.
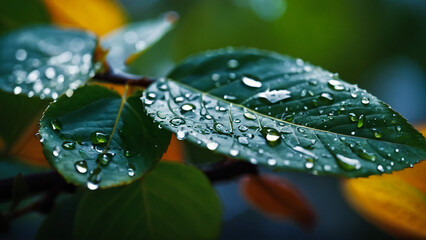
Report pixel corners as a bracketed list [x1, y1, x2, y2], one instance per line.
[0, 0, 425, 239]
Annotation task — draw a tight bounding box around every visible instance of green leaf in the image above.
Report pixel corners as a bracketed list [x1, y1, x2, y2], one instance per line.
[74, 161, 222, 240]
[0, 26, 99, 149]
[101, 12, 178, 72]
[142, 48, 426, 178]
[38, 85, 171, 189]
[36, 194, 82, 240]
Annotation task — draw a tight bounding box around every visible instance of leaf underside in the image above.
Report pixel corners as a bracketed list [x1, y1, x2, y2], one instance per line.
[39, 85, 171, 188]
[143, 48, 426, 178]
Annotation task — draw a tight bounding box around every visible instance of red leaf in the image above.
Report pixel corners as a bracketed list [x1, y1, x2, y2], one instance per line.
[240, 174, 316, 230]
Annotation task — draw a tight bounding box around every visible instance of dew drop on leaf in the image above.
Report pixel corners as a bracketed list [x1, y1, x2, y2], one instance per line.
[357, 114, 365, 128]
[267, 158, 277, 166]
[75, 160, 88, 174]
[181, 103, 196, 112]
[361, 97, 370, 105]
[348, 113, 357, 122]
[327, 80, 345, 91]
[90, 132, 108, 145]
[176, 130, 186, 140]
[238, 136, 249, 145]
[214, 123, 229, 134]
[127, 164, 136, 177]
[229, 149, 239, 157]
[62, 141, 76, 150]
[243, 112, 256, 120]
[238, 125, 248, 132]
[50, 147, 60, 159]
[97, 153, 113, 166]
[227, 59, 239, 69]
[377, 165, 384, 173]
[170, 118, 186, 126]
[335, 154, 361, 171]
[51, 119, 62, 131]
[304, 158, 315, 169]
[319, 92, 334, 102]
[207, 142, 219, 150]
[241, 75, 262, 88]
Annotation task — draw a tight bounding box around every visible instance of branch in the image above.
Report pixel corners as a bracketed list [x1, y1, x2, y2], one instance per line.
[94, 68, 156, 88]
[0, 171, 75, 203]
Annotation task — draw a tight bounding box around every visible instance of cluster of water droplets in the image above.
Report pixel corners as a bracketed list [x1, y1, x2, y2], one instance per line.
[41, 117, 137, 190]
[3, 29, 98, 100]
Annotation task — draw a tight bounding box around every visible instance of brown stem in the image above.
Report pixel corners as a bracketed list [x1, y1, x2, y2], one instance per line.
[94, 68, 156, 88]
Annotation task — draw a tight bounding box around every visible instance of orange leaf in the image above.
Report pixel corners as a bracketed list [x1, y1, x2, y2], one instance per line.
[43, 0, 127, 36]
[240, 174, 316, 230]
[162, 135, 184, 163]
[343, 161, 426, 239]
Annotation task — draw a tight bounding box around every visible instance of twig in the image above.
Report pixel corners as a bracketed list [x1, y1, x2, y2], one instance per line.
[94, 68, 156, 88]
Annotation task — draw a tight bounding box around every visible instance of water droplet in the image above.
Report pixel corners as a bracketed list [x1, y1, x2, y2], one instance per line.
[361, 97, 370, 105]
[293, 146, 316, 158]
[250, 158, 258, 164]
[15, 49, 27, 61]
[170, 118, 185, 126]
[156, 111, 166, 119]
[50, 119, 62, 131]
[243, 112, 256, 120]
[207, 142, 219, 150]
[97, 153, 113, 166]
[128, 164, 136, 177]
[62, 141, 76, 150]
[309, 79, 318, 86]
[267, 158, 277, 166]
[229, 149, 239, 157]
[357, 150, 376, 161]
[357, 114, 365, 128]
[238, 136, 249, 145]
[125, 150, 132, 157]
[52, 146, 60, 157]
[176, 130, 186, 140]
[348, 113, 357, 122]
[90, 132, 108, 145]
[241, 75, 262, 88]
[305, 158, 315, 169]
[45, 67, 56, 79]
[224, 95, 237, 101]
[377, 165, 384, 173]
[373, 130, 382, 139]
[257, 89, 291, 104]
[396, 126, 401, 132]
[87, 182, 99, 190]
[13, 86, 22, 95]
[214, 123, 229, 134]
[336, 154, 361, 171]
[261, 128, 281, 146]
[227, 59, 239, 69]
[181, 103, 196, 112]
[174, 96, 184, 103]
[75, 160, 88, 174]
[319, 92, 334, 102]
[238, 125, 248, 132]
[328, 80, 345, 91]
[211, 73, 220, 81]
[395, 148, 400, 153]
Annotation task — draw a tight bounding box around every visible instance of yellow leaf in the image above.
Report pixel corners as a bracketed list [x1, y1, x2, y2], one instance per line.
[343, 161, 426, 239]
[43, 0, 127, 36]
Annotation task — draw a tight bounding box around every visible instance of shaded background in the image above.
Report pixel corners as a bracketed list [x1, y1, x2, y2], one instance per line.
[1, 0, 425, 239]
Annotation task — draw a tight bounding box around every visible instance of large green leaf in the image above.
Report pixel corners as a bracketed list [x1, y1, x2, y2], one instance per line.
[38, 85, 171, 189]
[101, 12, 178, 72]
[74, 161, 222, 240]
[142, 48, 426, 177]
[0, 26, 99, 150]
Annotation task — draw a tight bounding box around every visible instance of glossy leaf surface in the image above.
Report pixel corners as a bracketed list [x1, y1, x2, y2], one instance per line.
[38, 85, 170, 189]
[101, 12, 178, 71]
[74, 162, 222, 240]
[143, 48, 426, 177]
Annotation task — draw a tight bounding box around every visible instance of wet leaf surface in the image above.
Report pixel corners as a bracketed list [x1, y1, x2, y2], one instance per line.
[143, 48, 426, 177]
[38, 85, 170, 189]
